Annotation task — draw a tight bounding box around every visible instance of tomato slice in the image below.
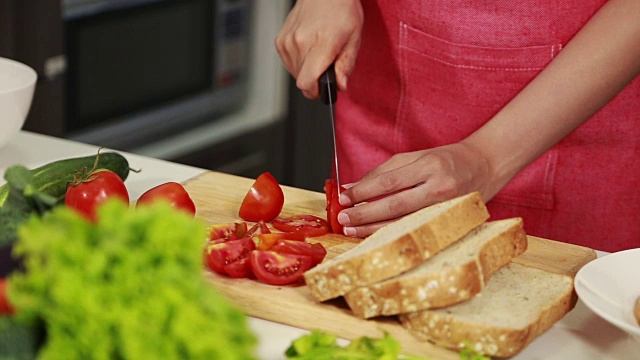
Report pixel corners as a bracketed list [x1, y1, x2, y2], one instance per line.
[208, 222, 248, 242]
[223, 257, 254, 278]
[324, 179, 346, 234]
[247, 220, 271, 237]
[249, 250, 313, 285]
[239, 172, 285, 222]
[272, 215, 330, 238]
[204, 238, 255, 277]
[0, 278, 14, 315]
[208, 224, 233, 241]
[234, 222, 249, 239]
[271, 240, 327, 267]
[253, 232, 306, 251]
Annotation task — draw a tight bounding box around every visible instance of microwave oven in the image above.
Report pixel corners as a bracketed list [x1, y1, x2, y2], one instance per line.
[61, 0, 253, 150]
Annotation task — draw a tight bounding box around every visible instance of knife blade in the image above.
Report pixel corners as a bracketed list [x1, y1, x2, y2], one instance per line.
[319, 65, 341, 196]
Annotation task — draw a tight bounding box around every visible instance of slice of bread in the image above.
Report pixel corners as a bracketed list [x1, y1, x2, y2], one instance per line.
[344, 218, 528, 318]
[399, 263, 576, 358]
[304, 192, 489, 301]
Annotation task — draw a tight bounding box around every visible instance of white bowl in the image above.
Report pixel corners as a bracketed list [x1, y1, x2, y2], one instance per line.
[575, 248, 640, 343]
[0, 57, 37, 150]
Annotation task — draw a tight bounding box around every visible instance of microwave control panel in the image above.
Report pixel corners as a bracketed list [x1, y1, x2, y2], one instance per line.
[216, 0, 251, 88]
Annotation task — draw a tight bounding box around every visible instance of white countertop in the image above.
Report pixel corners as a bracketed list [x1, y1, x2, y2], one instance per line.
[1, 131, 635, 360]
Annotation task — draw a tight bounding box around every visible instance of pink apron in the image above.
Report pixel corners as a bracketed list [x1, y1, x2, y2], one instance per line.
[336, 0, 639, 252]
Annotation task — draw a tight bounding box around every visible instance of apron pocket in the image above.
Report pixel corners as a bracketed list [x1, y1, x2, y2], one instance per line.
[396, 21, 560, 210]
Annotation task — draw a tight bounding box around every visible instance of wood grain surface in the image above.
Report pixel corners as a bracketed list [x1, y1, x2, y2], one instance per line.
[184, 171, 597, 359]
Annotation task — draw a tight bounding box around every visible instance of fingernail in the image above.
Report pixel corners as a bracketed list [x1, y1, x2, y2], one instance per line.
[342, 75, 348, 90]
[337, 212, 350, 225]
[339, 193, 351, 206]
[343, 227, 356, 237]
[342, 182, 356, 189]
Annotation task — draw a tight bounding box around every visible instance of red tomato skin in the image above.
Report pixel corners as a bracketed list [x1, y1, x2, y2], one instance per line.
[234, 222, 249, 239]
[250, 250, 313, 285]
[223, 257, 253, 278]
[271, 240, 327, 267]
[247, 220, 271, 237]
[324, 179, 346, 234]
[208, 224, 235, 242]
[136, 182, 196, 215]
[204, 238, 256, 276]
[0, 278, 14, 315]
[253, 232, 306, 251]
[238, 172, 284, 222]
[208, 222, 248, 242]
[65, 170, 129, 222]
[203, 247, 226, 275]
[272, 215, 330, 238]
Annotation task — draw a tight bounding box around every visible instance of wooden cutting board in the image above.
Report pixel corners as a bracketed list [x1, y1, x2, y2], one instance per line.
[183, 171, 597, 359]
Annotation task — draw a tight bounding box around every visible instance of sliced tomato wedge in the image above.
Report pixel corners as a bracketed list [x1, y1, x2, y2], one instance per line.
[253, 232, 306, 251]
[208, 222, 249, 242]
[247, 220, 271, 237]
[223, 257, 254, 278]
[136, 182, 196, 216]
[272, 215, 330, 238]
[250, 250, 313, 285]
[208, 223, 236, 241]
[271, 240, 327, 267]
[239, 172, 285, 222]
[204, 238, 255, 278]
[324, 179, 346, 234]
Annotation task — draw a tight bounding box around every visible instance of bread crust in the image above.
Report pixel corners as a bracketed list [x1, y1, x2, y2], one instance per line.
[399, 267, 577, 358]
[344, 219, 528, 318]
[304, 192, 489, 301]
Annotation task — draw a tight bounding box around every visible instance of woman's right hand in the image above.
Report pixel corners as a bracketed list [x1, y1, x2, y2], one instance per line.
[275, 0, 364, 99]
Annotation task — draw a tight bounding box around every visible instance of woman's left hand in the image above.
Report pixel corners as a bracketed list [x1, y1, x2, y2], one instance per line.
[337, 141, 493, 237]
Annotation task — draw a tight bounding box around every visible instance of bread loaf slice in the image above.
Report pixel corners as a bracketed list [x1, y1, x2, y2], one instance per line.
[399, 263, 576, 358]
[304, 192, 489, 301]
[344, 218, 528, 318]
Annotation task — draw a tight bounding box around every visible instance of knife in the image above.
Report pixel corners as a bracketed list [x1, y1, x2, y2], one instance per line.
[319, 65, 341, 196]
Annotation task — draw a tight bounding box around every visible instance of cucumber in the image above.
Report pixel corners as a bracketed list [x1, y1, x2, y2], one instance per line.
[0, 152, 130, 208]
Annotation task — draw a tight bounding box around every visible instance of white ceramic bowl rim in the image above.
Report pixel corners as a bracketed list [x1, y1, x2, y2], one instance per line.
[0, 57, 38, 95]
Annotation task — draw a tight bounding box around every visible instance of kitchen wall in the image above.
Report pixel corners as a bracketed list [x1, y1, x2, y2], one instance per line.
[0, 0, 65, 138]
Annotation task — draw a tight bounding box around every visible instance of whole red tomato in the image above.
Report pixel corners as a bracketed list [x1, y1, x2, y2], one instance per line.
[238, 172, 284, 222]
[65, 170, 129, 222]
[136, 182, 196, 216]
[0, 278, 14, 315]
[324, 178, 346, 234]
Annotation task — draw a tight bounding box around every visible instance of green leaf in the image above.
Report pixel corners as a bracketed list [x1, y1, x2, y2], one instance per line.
[285, 330, 428, 360]
[0, 190, 32, 248]
[4, 166, 34, 192]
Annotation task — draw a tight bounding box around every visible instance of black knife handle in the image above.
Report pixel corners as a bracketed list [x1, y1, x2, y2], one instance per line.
[319, 64, 338, 105]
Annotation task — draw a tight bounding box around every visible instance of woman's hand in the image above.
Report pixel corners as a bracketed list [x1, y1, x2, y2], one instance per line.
[275, 0, 363, 99]
[337, 141, 494, 237]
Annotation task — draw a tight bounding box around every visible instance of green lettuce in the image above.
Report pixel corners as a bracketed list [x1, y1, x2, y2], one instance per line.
[285, 330, 426, 360]
[285, 330, 492, 360]
[7, 200, 256, 360]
